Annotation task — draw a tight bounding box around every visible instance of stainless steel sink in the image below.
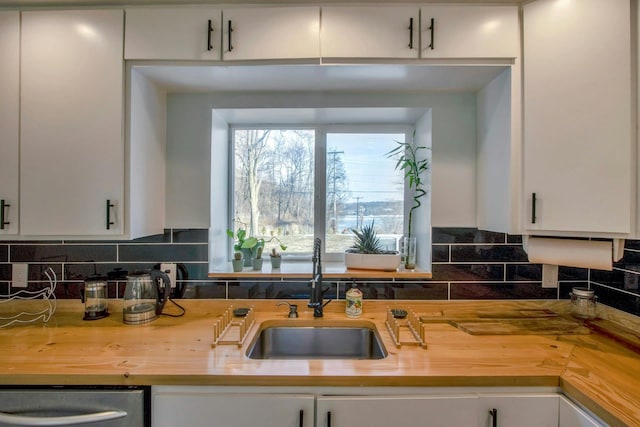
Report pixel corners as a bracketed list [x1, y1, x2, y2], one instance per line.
[246, 320, 388, 360]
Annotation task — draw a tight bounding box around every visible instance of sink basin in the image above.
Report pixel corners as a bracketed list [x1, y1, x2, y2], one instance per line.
[246, 320, 388, 360]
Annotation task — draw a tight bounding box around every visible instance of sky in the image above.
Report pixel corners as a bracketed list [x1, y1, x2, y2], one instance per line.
[327, 133, 405, 203]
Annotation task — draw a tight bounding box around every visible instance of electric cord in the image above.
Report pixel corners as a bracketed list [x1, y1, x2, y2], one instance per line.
[160, 297, 186, 318]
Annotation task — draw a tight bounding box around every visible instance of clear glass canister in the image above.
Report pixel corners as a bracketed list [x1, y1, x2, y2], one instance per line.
[569, 287, 598, 319]
[345, 287, 363, 318]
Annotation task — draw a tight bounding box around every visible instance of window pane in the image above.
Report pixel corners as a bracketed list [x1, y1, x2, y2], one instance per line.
[326, 133, 405, 254]
[233, 129, 315, 253]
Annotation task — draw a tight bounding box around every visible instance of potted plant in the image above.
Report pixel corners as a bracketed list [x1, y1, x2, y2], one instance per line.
[386, 137, 429, 269]
[270, 247, 282, 269]
[344, 221, 401, 271]
[231, 251, 244, 272]
[251, 246, 264, 271]
[227, 227, 288, 267]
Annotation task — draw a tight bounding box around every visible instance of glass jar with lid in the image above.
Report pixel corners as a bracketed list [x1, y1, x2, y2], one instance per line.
[569, 287, 598, 319]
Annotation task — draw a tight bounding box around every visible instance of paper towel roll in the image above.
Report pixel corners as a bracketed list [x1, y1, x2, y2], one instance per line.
[525, 237, 613, 271]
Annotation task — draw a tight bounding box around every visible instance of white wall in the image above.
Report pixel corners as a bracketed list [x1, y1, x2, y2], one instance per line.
[128, 69, 167, 238]
[166, 90, 479, 232]
[476, 68, 512, 233]
[165, 95, 212, 228]
[413, 110, 433, 269]
[209, 110, 229, 270]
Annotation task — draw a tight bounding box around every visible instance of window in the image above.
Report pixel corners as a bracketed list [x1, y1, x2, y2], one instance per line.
[231, 126, 410, 259]
[232, 129, 315, 253]
[325, 132, 406, 254]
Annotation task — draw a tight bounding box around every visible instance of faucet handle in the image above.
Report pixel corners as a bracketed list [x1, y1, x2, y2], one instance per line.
[276, 302, 299, 318]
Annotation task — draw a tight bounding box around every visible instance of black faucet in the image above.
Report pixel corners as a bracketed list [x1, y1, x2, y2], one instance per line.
[308, 238, 330, 317]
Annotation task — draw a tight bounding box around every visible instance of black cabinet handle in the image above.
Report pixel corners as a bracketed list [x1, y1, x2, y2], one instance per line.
[0, 199, 9, 230]
[228, 19, 233, 52]
[408, 17, 414, 49]
[427, 17, 435, 50]
[489, 408, 498, 427]
[532, 193, 537, 224]
[327, 411, 331, 427]
[207, 19, 213, 51]
[299, 409, 304, 427]
[106, 199, 115, 230]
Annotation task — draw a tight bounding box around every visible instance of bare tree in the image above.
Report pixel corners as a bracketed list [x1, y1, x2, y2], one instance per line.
[234, 129, 271, 235]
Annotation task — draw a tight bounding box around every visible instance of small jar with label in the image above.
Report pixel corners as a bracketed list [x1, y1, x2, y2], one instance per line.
[345, 287, 363, 318]
[569, 287, 598, 320]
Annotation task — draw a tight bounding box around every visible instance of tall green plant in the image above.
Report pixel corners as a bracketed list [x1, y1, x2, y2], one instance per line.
[386, 137, 429, 240]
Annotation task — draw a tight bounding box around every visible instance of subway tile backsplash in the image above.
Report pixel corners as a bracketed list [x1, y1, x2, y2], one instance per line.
[1, 228, 640, 318]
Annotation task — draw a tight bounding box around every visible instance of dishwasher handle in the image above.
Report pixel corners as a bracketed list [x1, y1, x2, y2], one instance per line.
[0, 410, 127, 426]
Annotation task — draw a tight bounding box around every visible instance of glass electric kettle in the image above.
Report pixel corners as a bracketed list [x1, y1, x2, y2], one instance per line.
[122, 270, 171, 325]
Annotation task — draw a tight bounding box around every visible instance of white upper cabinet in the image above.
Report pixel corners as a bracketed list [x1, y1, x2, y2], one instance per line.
[0, 12, 19, 236]
[523, 0, 632, 235]
[222, 7, 320, 60]
[420, 5, 519, 59]
[20, 10, 125, 237]
[321, 6, 419, 59]
[125, 7, 221, 60]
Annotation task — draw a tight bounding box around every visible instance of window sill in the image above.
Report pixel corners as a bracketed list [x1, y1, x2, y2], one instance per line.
[208, 261, 432, 279]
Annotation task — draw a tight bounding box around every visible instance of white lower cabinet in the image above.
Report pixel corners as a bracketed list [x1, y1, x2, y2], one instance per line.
[317, 395, 478, 427]
[559, 396, 607, 427]
[152, 387, 608, 427]
[152, 388, 314, 427]
[478, 393, 560, 427]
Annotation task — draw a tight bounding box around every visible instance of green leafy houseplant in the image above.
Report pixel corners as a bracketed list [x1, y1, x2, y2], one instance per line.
[226, 227, 287, 267]
[386, 138, 429, 241]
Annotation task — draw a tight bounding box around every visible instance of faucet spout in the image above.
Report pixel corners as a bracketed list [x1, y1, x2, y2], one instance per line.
[309, 238, 326, 317]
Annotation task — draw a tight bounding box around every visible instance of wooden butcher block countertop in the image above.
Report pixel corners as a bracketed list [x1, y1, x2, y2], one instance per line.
[1, 299, 639, 426]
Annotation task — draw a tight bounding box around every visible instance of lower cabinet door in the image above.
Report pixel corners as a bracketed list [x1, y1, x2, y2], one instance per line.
[478, 393, 559, 427]
[559, 396, 607, 427]
[316, 395, 478, 427]
[152, 389, 314, 427]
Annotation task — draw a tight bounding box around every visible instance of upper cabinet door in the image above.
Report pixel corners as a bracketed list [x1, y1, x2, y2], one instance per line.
[21, 10, 124, 236]
[221, 7, 319, 61]
[523, 0, 631, 235]
[321, 6, 419, 59]
[420, 5, 519, 58]
[125, 7, 221, 60]
[0, 11, 19, 236]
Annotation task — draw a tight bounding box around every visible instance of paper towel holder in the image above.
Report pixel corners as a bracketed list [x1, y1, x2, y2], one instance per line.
[522, 236, 625, 263]
[613, 239, 624, 262]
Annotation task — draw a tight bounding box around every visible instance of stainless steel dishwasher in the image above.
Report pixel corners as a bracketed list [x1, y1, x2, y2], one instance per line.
[0, 386, 149, 427]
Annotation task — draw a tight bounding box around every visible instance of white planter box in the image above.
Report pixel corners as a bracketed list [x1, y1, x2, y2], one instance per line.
[344, 252, 401, 272]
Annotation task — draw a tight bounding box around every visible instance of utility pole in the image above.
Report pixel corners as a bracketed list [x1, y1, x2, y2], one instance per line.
[327, 150, 344, 234]
[355, 196, 362, 229]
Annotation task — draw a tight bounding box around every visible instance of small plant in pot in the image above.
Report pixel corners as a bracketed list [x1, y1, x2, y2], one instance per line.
[270, 247, 282, 269]
[231, 251, 244, 272]
[251, 246, 264, 271]
[344, 221, 401, 271]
